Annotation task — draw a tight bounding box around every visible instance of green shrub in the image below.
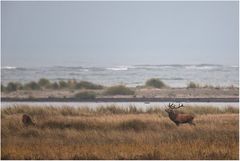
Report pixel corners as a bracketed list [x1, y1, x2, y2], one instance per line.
[24, 81, 40, 90]
[6, 82, 23, 92]
[50, 82, 59, 89]
[59, 80, 68, 89]
[38, 78, 50, 87]
[187, 81, 199, 88]
[6, 82, 17, 91]
[1, 84, 6, 92]
[75, 81, 103, 89]
[145, 78, 166, 88]
[104, 85, 134, 95]
[74, 91, 96, 99]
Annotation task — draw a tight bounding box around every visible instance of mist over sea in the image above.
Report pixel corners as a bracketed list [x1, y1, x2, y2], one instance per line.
[1, 64, 239, 87]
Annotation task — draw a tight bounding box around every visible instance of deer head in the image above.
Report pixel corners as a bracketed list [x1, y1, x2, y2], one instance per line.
[165, 103, 183, 114]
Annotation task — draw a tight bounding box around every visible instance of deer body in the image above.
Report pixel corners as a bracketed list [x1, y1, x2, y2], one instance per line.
[166, 103, 195, 126]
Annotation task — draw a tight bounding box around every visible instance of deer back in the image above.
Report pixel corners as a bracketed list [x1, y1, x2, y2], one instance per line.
[175, 113, 194, 123]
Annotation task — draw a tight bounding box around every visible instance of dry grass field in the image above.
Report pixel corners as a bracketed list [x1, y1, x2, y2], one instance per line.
[1, 105, 239, 160]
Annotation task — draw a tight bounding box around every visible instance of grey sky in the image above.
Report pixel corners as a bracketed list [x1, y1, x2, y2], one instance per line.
[1, 1, 239, 67]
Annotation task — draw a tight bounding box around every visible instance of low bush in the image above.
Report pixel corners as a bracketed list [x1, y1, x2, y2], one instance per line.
[1, 84, 6, 92]
[24, 81, 40, 90]
[187, 81, 199, 88]
[38, 78, 50, 87]
[104, 85, 134, 95]
[145, 78, 167, 88]
[6, 82, 23, 92]
[75, 81, 103, 89]
[50, 82, 59, 89]
[59, 80, 68, 89]
[74, 91, 96, 99]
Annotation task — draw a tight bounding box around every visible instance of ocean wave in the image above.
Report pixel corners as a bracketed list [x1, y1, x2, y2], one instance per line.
[106, 66, 135, 71]
[1, 66, 28, 71]
[185, 65, 216, 70]
[133, 65, 177, 70]
[162, 77, 184, 80]
[1, 66, 17, 70]
[230, 65, 239, 68]
[184, 64, 223, 70]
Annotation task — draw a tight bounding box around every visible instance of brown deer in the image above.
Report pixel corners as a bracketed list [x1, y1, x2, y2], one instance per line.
[22, 114, 35, 126]
[165, 103, 195, 126]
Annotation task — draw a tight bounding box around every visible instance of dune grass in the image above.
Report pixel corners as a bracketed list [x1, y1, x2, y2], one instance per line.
[187, 81, 200, 88]
[74, 91, 97, 99]
[1, 105, 239, 160]
[1, 78, 104, 92]
[104, 85, 135, 95]
[145, 78, 167, 88]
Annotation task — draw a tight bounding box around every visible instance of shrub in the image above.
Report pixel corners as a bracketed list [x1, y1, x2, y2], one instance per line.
[59, 80, 68, 89]
[38, 78, 50, 87]
[1, 84, 6, 92]
[187, 81, 199, 88]
[75, 81, 103, 89]
[104, 85, 134, 95]
[24, 81, 40, 90]
[6, 82, 23, 92]
[145, 78, 166, 88]
[6, 82, 17, 91]
[50, 82, 59, 89]
[74, 91, 96, 99]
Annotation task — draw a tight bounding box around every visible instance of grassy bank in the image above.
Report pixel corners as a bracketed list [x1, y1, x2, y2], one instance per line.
[1, 105, 239, 160]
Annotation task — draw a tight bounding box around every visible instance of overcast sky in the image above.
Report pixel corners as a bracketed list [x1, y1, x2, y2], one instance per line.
[1, 1, 239, 67]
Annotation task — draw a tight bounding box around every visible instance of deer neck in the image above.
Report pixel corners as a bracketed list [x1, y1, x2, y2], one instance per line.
[169, 112, 177, 121]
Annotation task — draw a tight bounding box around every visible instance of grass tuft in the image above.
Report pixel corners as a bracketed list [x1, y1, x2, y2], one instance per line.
[75, 81, 103, 89]
[187, 81, 200, 88]
[104, 85, 134, 95]
[38, 78, 51, 87]
[24, 81, 41, 90]
[118, 119, 148, 131]
[74, 91, 96, 99]
[145, 78, 167, 88]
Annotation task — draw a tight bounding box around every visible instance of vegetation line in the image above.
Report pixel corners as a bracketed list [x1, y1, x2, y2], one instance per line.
[1, 78, 238, 93]
[1, 97, 239, 102]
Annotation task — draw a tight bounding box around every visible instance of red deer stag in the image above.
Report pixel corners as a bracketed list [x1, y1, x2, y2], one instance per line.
[165, 103, 195, 126]
[22, 114, 35, 126]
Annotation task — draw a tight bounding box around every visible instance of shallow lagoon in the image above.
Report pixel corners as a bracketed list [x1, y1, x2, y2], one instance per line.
[1, 101, 239, 109]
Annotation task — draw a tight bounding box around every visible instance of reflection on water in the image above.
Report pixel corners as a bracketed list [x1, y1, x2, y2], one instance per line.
[1, 102, 239, 109]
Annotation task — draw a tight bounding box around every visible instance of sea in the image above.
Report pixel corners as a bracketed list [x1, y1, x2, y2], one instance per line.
[1, 64, 239, 87]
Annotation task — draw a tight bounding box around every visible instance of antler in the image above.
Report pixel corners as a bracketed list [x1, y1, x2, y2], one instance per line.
[168, 103, 175, 109]
[175, 103, 184, 109]
[168, 103, 183, 109]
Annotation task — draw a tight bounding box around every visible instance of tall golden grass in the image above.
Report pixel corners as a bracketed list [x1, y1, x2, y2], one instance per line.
[1, 105, 239, 159]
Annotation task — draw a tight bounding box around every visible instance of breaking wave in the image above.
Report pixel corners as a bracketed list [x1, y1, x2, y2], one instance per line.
[1, 66, 17, 70]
